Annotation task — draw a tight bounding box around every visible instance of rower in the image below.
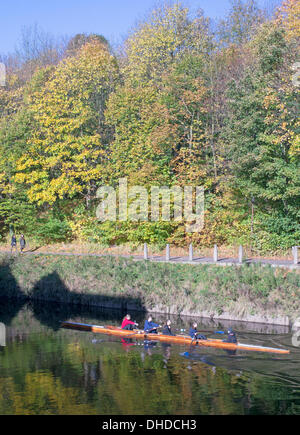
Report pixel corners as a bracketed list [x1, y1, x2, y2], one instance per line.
[222, 328, 237, 344]
[144, 316, 161, 334]
[121, 314, 139, 331]
[189, 323, 207, 341]
[162, 320, 176, 336]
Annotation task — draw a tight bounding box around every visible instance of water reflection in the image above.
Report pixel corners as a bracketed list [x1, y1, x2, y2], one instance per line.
[0, 300, 299, 415]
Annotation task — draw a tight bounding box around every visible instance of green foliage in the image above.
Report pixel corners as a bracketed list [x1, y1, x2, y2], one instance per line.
[33, 217, 72, 244]
[0, 2, 298, 251]
[79, 219, 174, 248]
[0, 196, 37, 235]
[15, 40, 119, 205]
[223, 23, 300, 250]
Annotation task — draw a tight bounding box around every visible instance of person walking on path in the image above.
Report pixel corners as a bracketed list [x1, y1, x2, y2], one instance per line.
[19, 234, 26, 253]
[10, 234, 17, 254]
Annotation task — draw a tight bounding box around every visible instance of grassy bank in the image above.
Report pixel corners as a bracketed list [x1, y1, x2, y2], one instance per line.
[0, 254, 299, 325]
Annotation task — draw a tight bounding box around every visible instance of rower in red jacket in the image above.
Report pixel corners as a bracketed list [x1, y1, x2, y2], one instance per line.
[121, 314, 139, 331]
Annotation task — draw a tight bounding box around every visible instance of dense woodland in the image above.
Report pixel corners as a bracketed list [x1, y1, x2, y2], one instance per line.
[0, 0, 299, 252]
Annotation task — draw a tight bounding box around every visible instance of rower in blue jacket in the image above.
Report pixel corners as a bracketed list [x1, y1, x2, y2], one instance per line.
[222, 328, 237, 344]
[144, 316, 161, 334]
[162, 320, 176, 336]
[189, 323, 207, 341]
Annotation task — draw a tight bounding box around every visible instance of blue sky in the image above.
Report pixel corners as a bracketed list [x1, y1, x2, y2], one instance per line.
[0, 0, 278, 54]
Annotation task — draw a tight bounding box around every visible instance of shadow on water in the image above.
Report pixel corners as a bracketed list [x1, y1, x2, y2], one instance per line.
[0, 298, 26, 326]
[0, 259, 147, 329]
[29, 299, 135, 331]
[28, 271, 146, 330]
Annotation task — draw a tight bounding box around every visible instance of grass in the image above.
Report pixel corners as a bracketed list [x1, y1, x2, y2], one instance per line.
[0, 253, 299, 324]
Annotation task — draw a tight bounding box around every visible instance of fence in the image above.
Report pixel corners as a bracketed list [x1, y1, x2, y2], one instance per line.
[142, 243, 299, 266]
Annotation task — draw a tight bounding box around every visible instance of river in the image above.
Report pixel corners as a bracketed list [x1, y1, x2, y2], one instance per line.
[0, 299, 299, 415]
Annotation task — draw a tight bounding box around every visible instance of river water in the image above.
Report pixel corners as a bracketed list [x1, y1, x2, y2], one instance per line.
[0, 299, 299, 415]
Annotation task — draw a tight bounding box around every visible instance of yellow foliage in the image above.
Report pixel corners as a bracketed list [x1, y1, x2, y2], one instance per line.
[15, 40, 119, 205]
[0, 372, 95, 414]
[277, 0, 300, 41]
[124, 4, 211, 85]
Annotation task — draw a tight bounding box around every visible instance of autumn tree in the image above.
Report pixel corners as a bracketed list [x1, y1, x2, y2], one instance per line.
[223, 21, 300, 249]
[15, 40, 120, 207]
[217, 0, 265, 46]
[66, 33, 110, 57]
[276, 0, 300, 41]
[123, 4, 212, 87]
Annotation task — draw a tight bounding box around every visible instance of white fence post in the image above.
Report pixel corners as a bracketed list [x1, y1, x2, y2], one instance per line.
[166, 244, 170, 262]
[293, 246, 299, 265]
[144, 243, 148, 260]
[238, 246, 244, 264]
[214, 245, 218, 263]
[189, 244, 193, 262]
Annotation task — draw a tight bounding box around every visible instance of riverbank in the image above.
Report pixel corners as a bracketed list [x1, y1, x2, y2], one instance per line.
[0, 253, 299, 326]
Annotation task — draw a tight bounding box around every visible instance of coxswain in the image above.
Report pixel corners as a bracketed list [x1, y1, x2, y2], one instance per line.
[223, 328, 237, 344]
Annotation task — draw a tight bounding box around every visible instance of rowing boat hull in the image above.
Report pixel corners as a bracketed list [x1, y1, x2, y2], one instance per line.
[61, 322, 290, 354]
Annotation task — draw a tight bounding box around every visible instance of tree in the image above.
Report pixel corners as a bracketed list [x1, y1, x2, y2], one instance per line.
[276, 0, 300, 42]
[217, 0, 265, 46]
[0, 107, 38, 235]
[223, 22, 300, 249]
[15, 40, 119, 207]
[123, 4, 212, 86]
[66, 33, 110, 57]
[105, 83, 176, 187]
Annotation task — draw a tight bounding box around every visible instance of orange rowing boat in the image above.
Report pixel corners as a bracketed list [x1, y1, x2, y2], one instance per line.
[61, 321, 290, 355]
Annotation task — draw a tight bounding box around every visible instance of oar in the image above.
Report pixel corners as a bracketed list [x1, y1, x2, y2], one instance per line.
[145, 325, 163, 334]
[190, 335, 198, 345]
